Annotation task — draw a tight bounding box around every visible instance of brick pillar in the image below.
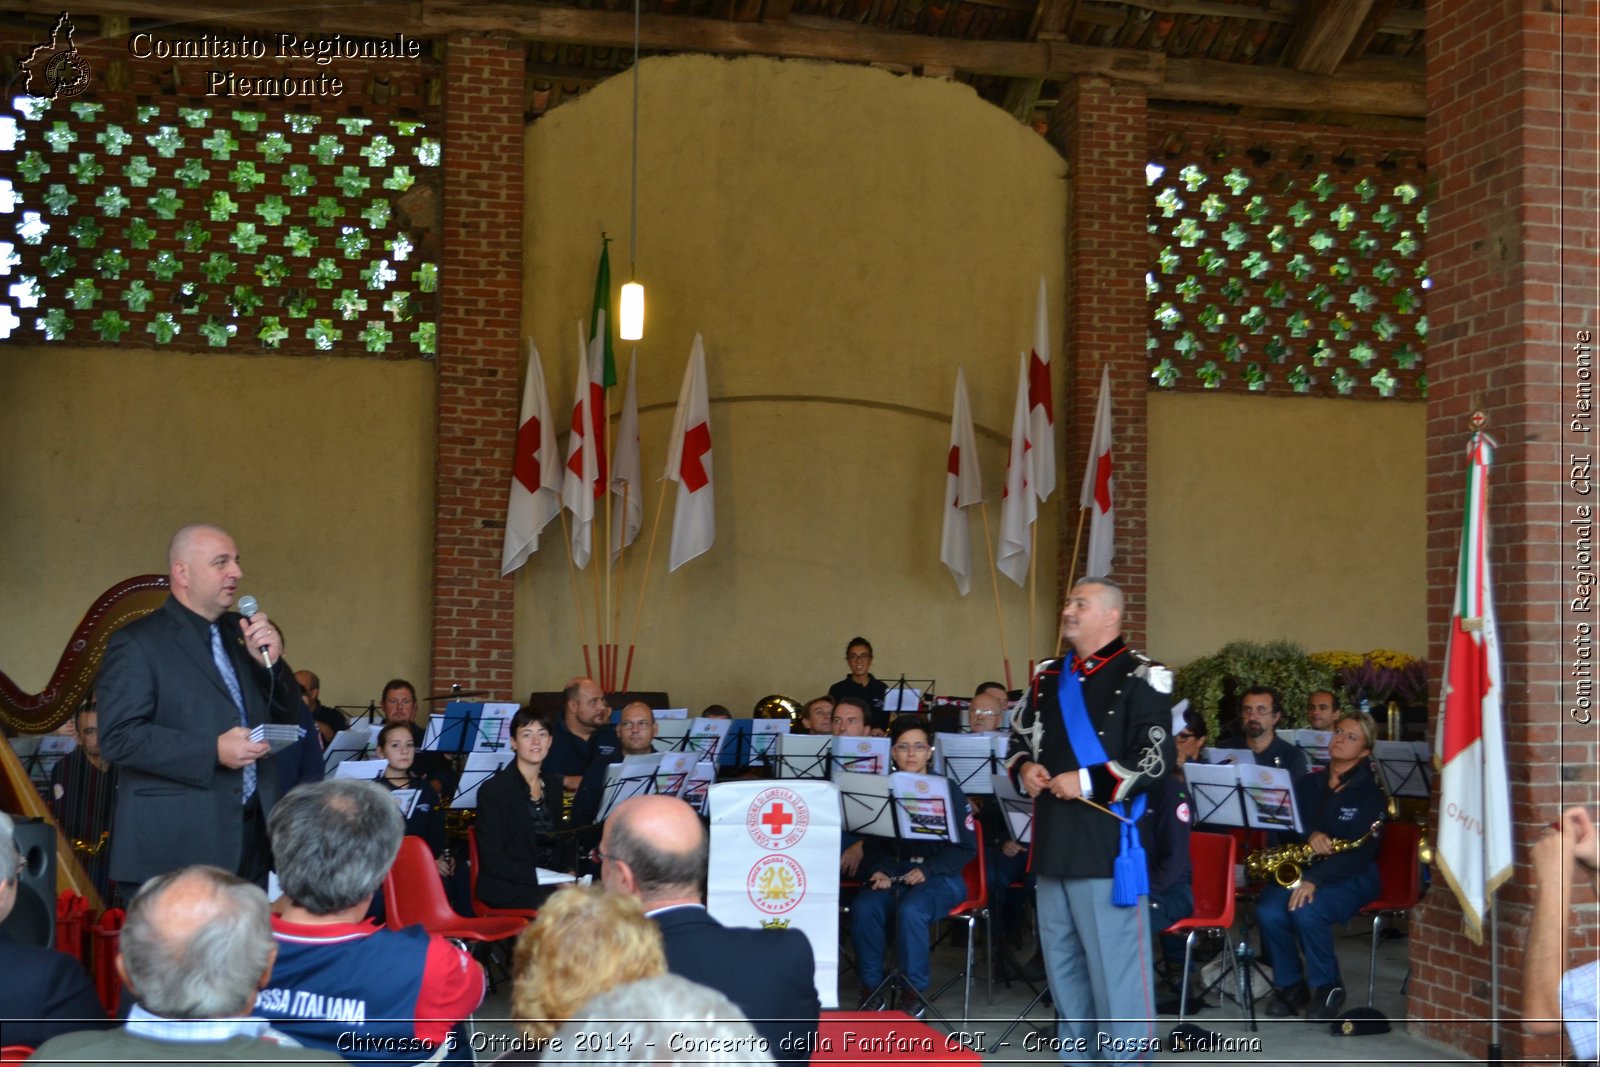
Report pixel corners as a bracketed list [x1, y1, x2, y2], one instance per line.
[432, 35, 525, 699]
[1414, 4, 1598, 1060]
[1051, 78, 1151, 644]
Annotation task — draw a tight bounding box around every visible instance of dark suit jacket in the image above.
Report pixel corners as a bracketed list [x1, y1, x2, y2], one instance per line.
[474, 761, 568, 909]
[652, 905, 820, 1063]
[32, 1026, 344, 1064]
[0, 932, 114, 1048]
[97, 596, 301, 884]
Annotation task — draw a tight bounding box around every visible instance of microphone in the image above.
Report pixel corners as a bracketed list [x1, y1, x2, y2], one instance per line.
[237, 595, 273, 669]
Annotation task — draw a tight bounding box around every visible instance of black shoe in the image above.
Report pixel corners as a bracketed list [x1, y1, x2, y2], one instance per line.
[1307, 984, 1346, 1020]
[858, 985, 887, 1011]
[1265, 984, 1309, 1018]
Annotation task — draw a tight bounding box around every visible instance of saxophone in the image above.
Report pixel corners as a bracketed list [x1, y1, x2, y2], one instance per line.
[1245, 819, 1384, 889]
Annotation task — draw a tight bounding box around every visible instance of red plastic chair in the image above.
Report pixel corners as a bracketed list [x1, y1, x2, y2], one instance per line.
[466, 827, 540, 921]
[1, 1045, 35, 1061]
[383, 837, 529, 944]
[89, 907, 126, 1017]
[55, 891, 91, 961]
[1162, 832, 1239, 1020]
[932, 836, 990, 1023]
[1358, 822, 1422, 1006]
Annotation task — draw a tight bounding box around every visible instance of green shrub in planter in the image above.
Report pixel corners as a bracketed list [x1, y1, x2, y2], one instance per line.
[1173, 640, 1338, 741]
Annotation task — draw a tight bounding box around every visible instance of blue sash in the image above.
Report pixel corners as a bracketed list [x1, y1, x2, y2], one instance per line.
[1058, 655, 1148, 906]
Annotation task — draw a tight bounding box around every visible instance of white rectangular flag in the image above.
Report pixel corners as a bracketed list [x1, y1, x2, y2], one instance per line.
[501, 340, 563, 576]
[665, 334, 714, 572]
[610, 351, 643, 561]
[940, 367, 984, 595]
[1079, 364, 1115, 578]
[997, 352, 1036, 587]
[561, 324, 598, 569]
[1027, 275, 1057, 502]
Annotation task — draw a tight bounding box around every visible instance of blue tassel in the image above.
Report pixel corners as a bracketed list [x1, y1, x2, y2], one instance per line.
[1111, 822, 1149, 907]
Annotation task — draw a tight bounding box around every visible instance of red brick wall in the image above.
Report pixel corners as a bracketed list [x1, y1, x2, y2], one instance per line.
[430, 34, 525, 699]
[1418, 2, 1598, 1060]
[1051, 78, 1151, 645]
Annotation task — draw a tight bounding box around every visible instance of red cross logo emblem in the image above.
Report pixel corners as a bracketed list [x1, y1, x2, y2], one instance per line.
[761, 802, 793, 836]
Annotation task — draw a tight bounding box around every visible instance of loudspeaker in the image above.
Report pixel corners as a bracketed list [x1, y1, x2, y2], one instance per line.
[0, 816, 56, 949]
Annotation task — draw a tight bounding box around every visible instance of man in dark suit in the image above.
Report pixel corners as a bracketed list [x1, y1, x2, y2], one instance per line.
[0, 812, 113, 1049]
[599, 795, 820, 1064]
[97, 523, 301, 893]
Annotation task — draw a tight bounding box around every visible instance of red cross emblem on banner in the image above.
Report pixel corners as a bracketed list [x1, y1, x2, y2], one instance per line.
[761, 802, 793, 836]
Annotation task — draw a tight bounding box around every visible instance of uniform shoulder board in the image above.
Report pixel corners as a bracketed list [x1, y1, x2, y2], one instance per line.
[1130, 650, 1173, 694]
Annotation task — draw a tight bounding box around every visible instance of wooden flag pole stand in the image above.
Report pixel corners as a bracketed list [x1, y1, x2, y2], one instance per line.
[558, 508, 593, 679]
[624, 480, 672, 693]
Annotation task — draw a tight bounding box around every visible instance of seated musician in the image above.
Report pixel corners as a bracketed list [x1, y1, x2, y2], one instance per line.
[475, 707, 569, 910]
[850, 716, 976, 1013]
[375, 723, 452, 878]
[571, 701, 658, 829]
[49, 693, 117, 903]
[1259, 709, 1386, 1021]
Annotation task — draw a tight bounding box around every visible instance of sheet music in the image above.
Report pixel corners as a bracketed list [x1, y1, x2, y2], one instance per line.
[831, 736, 891, 777]
[749, 719, 790, 762]
[388, 787, 420, 819]
[991, 772, 1033, 844]
[1285, 728, 1331, 769]
[774, 734, 832, 780]
[653, 717, 692, 753]
[1180, 762, 1251, 828]
[652, 707, 690, 720]
[333, 758, 388, 781]
[656, 752, 696, 797]
[834, 771, 896, 838]
[473, 702, 520, 753]
[883, 687, 923, 712]
[686, 717, 733, 762]
[1238, 763, 1302, 834]
[1206, 746, 1256, 766]
[888, 771, 959, 843]
[322, 723, 374, 773]
[681, 760, 716, 813]
[936, 734, 996, 794]
[597, 754, 664, 821]
[1372, 739, 1432, 798]
[450, 751, 512, 808]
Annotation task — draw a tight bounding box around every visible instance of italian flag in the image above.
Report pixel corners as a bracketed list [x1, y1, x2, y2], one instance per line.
[1434, 431, 1513, 944]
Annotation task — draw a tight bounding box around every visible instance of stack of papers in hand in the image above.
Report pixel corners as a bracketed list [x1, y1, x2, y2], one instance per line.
[250, 724, 305, 754]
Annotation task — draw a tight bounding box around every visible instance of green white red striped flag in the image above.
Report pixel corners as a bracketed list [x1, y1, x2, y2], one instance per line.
[1434, 430, 1513, 944]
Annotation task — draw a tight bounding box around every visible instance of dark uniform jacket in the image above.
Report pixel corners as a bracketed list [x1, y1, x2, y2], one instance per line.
[1291, 760, 1386, 887]
[1006, 638, 1176, 879]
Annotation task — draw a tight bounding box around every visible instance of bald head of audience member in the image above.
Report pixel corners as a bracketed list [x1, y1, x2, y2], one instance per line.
[600, 795, 707, 910]
[117, 866, 277, 1019]
[616, 701, 658, 756]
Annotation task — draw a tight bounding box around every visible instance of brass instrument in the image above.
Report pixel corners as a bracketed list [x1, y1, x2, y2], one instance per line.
[1244, 819, 1384, 889]
[752, 694, 802, 726]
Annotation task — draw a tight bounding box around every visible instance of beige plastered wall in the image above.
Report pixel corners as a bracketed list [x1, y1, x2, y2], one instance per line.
[0, 348, 435, 721]
[1146, 390, 1428, 667]
[519, 55, 1068, 712]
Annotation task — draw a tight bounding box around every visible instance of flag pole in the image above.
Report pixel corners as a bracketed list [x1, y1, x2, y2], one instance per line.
[625, 480, 672, 693]
[603, 381, 616, 691]
[589, 528, 605, 686]
[558, 509, 592, 678]
[614, 477, 631, 688]
[1059, 507, 1087, 658]
[978, 500, 1013, 690]
[1475, 418, 1503, 1067]
[1028, 521, 1038, 676]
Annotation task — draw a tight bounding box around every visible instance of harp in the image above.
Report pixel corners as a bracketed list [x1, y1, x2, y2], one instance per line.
[0, 574, 171, 910]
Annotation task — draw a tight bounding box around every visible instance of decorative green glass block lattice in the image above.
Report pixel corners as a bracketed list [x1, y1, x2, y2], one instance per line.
[3, 92, 439, 357]
[1147, 148, 1427, 398]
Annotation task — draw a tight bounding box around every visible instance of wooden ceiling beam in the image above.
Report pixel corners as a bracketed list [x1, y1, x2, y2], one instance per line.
[1282, 0, 1376, 75]
[0, 0, 1425, 115]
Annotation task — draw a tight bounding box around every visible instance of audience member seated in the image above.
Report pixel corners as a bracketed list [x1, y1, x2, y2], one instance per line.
[829, 637, 889, 730]
[851, 716, 977, 1015]
[552, 975, 773, 1065]
[476, 708, 571, 910]
[800, 697, 833, 735]
[1213, 686, 1310, 780]
[599, 795, 819, 1062]
[255, 779, 485, 1062]
[508, 884, 666, 1052]
[572, 702, 657, 829]
[1259, 710, 1386, 1021]
[49, 693, 118, 903]
[31, 865, 338, 1065]
[546, 678, 620, 792]
[0, 811, 113, 1048]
